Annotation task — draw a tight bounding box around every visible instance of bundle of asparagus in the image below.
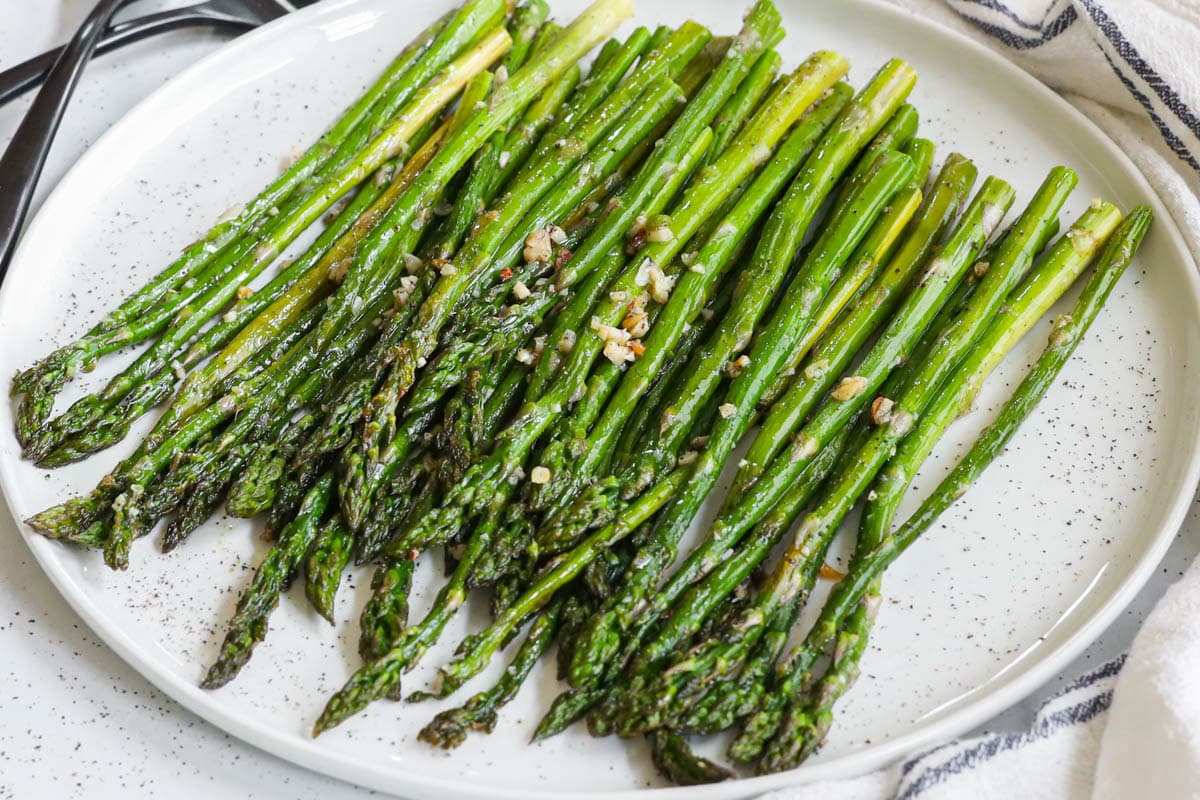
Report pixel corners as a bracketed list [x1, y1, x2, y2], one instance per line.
[13, 0, 1152, 784]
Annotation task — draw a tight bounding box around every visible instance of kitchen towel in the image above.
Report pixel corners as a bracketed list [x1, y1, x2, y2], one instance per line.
[760, 1, 1200, 799]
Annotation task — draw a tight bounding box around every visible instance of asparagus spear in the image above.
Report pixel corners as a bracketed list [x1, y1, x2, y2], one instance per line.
[828, 102, 918, 211]
[201, 474, 334, 688]
[324, 129, 717, 717]
[345, 102, 712, 537]
[44, 124, 444, 466]
[226, 402, 321, 518]
[295, 49, 588, 468]
[21, 3, 638, 544]
[566, 143, 918, 694]
[726, 173, 1083, 764]
[304, 515, 355, 624]
[335, 25, 715, 525]
[543, 107, 921, 731]
[343, 17, 711, 444]
[76, 0, 634, 563]
[707, 49, 782, 164]
[107, 284, 395, 567]
[26, 282, 377, 552]
[613, 61, 915, 509]
[432, 3, 554, 259]
[748, 134, 937, 417]
[314, 469, 528, 732]
[390, 16, 786, 549]
[417, 600, 562, 748]
[309, 0, 635, 371]
[56, 5, 630, 478]
[649, 731, 733, 785]
[489, 26, 650, 193]
[630, 172, 1025, 733]
[526, 53, 852, 530]
[348, 8, 779, 529]
[10, 6, 474, 444]
[753, 200, 1130, 773]
[359, 555, 417, 663]
[606, 428, 848, 737]
[313, 455, 686, 734]
[522, 3, 783, 400]
[24, 26, 516, 462]
[727, 153, 979, 498]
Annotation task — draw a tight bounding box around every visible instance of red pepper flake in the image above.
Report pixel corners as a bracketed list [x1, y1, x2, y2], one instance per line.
[554, 247, 572, 271]
[407, 549, 419, 561]
[627, 230, 647, 254]
[499, 267, 513, 280]
[819, 563, 846, 581]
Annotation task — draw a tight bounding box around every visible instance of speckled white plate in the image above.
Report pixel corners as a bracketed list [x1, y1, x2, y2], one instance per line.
[1, 0, 1198, 798]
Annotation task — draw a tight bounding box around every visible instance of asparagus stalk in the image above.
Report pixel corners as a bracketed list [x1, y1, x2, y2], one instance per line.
[308, 0, 634, 369]
[314, 470, 528, 732]
[297, 48, 588, 468]
[24, 27, 515, 463]
[49, 124, 446, 466]
[25, 0, 628, 542]
[613, 62, 914, 509]
[391, 18, 793, 546]
[753, 200, 1129, 773]
[109, 284, 394, 566]
[726, 172, 1082, 764]
[649, 731, 733, 785]
[828, 102, 918, 211]
[433, 6, 556, 259]
[747, 135, 937, 417]
[304, 515, 355, 624]
[530, 87, 849, 554]
[417, 600, 562, 748]
[74, 0, 633, 565]
[337, 23, 715, 525]
[226, 401, 321, 518]
[630, 172, 1024, 734]
[566, 142, 918, 694]
[527, 52, 852, 531]
[201, 474, 334, 688]
[313, 458, 686, 734]
[734, 174, 924, 434]
[436, 467, 691, 698]
[606, 429, 848, 737]
[523, 3, 784, 400]
[707, 49, 782, 163]
[728, 153, 980, 498]
[10, 6, 474, 444]
[345, 97, 713, 537]
[359, 555, 417, 663]
[52, 3, 638, 474]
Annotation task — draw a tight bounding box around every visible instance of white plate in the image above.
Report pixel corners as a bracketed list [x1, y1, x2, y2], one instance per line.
[2, 1, 1198, 798]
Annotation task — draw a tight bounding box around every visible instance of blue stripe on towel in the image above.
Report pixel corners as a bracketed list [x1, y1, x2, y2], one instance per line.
[1100, 50, 1200, 172]
[894, 689, 1114, 799]
[1058, 654, 1126, 695]
[947, 0, 1199, 172]
[1078, 0, 1200, 144]
[949, 2, 1077, 50]
[957, 0, 1066, 33]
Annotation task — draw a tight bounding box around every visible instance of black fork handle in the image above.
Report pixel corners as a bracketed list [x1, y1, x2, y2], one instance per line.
[0, 0, 131, 283]
[0, 8, 258, 106]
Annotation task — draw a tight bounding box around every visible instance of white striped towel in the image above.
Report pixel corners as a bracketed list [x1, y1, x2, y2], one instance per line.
[763, 657, 1122, 800]
[760, 1, 1200, 798]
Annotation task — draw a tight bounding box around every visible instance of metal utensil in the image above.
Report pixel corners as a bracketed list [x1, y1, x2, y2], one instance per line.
[0, 0, 316, 283]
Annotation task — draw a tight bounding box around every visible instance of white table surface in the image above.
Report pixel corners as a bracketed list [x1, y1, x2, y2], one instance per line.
[2, 2, 1197, 798]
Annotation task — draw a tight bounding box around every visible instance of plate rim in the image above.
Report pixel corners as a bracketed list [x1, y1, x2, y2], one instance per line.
[2, 0, 1198, 797]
